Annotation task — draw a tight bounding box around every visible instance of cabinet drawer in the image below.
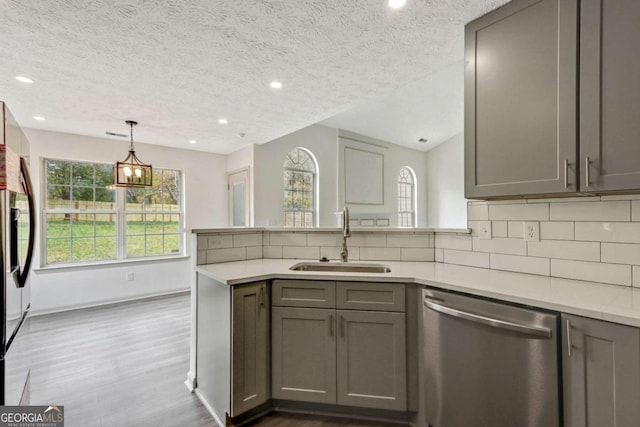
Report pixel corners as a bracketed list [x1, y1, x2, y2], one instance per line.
[336, 282, 405, 312]
[272, 280, 336, 308]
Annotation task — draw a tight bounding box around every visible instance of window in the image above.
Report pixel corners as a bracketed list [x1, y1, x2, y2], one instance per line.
[397, 166, 416, 227]
[283, 148, 317, 227]
[43, 159, 183, 266]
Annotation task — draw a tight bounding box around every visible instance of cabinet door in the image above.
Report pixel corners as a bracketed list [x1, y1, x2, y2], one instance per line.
[336, 282, 405, 312]
[272, 307, 336, 404]
[580, 0, 640, 192]
[272, 280, 336, 308]
[563, 314, 640, 427]
[464, 0, 578, 198]
[231, 282, 269, 416]
[336, 310, 406, 411]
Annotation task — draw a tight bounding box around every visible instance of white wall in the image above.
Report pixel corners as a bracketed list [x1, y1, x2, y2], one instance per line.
[254, 124, 338, 227]
[227, 145, 255, 226]
[25, 128, 228, 314]
[425, 132, 467, 228]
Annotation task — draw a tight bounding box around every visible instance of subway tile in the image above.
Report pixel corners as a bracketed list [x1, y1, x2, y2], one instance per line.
[349, 234, 387, 247]
[490, 254, 550, 276]
[320, 246, 360, 261]
[197, 237, 208, 250]
[269, 232, 307, 246]
[550, 200, 630, 221]
[206, 235, 233, 249]
[528, 240, 600, 262]
[602, 243, 640, 265]
[435, 235, 472, 251]
[233, 233, 262, 247]
[387, 233, 431, 248]
[262, 232, 270, 246]
[282, 246, 320, 260]
[507, 221, 524, 238]
[263, 246, 282, 258]
[551, 259, 631, 286]
[246, 246, 263, 260]
[489, 203, 549, 221]
[472, 237, 527, 255]
[435, 248, 444, 262]
[602, 195, 640, 201]
[540, 221, 574, 240]
[492, 221, 508, 238]
[634, 266, 640, 288]
[575, 222, 640, 244]
[467, 221, 481, 237]
[206, 247, 246, 264]
[429, 235, 435, 248]
[633, 201, 640, 221]
[197, 250, 207, 265]
[360, 247, 401, 261]
[467, 204, 489, 221]
[308, 233, 343, 247]
[401, 248, 435, 262]
[443, 249, 489, 268]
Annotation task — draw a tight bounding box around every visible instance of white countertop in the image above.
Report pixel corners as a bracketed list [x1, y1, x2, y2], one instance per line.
[196, 259, 640, 328]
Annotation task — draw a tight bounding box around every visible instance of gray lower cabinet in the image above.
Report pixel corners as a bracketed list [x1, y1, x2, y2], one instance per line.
[231, 282, 270, 416]
[562, 314, 640, 427]
[271, 307, 337, 404]
[336, 310, 406, 411]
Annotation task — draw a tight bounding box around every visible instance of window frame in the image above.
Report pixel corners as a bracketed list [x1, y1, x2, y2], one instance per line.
[397, 166, 417, 228]
[283, 147, 318, 228]
[41, 157, 185, 267]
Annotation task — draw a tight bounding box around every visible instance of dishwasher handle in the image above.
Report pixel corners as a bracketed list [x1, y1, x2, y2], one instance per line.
[424, 300, 552, 338]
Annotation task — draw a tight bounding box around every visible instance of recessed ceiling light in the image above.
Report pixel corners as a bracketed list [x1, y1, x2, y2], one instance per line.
[218, 119, 228, 124]
[189, 140, 197, 144]
[388, 0, 407, 9]
[33, 116, 45, 121]
[16, 76, 33, 83]
[269, 81, 283, 89]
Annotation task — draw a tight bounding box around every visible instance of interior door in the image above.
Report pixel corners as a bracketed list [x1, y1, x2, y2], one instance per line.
[228, 168, 250, 227]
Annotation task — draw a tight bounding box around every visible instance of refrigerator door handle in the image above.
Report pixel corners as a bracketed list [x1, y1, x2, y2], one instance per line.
[11, 157, 36, 289]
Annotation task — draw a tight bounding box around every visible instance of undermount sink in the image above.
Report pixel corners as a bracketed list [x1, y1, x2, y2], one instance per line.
[289, 262, 391, 273]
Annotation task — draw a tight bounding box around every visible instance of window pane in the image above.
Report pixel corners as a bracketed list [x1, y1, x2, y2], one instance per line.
[71, 163, 94, 187]
[95, 214, 116, 236]
[71, 217, 95, 237]
[145, 235, 163, 256]
[126, 235, 145, 257]
[125, 214, 145, 235]
[46, 214, 70, 237]
[46, 238, 71, 264]
[46, 160, 70, 185]
[164, 234, 180, 255]
[72, 238, 95, 262]
[145, 216, 164, 234]
[47, 185, 71, 209]
[72, 187, 95, 209]
[164, 214, 180, 233]
[126, 188, 145, 210]
[95, 188, 115, 206]
[95, 237, 116, 260]
[95, 164, 113, 188]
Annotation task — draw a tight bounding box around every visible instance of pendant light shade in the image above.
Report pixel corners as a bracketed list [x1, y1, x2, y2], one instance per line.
[113, 120, 152, 187]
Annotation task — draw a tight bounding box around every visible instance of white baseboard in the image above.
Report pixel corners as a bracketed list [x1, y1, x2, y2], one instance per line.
[29, 288, 189, 317]
[184, 371, 196, 392]
[194, 389, 225, 427]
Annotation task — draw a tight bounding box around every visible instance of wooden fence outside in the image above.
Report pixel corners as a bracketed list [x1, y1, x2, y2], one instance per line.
[46, 200, 179, 222]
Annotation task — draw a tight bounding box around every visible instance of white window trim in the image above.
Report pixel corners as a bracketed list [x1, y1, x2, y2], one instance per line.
[397, 166, 417, 228]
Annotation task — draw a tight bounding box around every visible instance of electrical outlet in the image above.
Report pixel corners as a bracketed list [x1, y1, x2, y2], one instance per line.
[524, 222, 540, 242]
[478, 221, 492, 240]
[126, 272, 134, 281]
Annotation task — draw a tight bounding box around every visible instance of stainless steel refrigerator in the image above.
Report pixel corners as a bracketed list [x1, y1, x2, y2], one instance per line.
[0, 102, 35, 405]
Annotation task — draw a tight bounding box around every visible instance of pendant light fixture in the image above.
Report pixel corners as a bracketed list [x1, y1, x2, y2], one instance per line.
[113, 120, 152, 187]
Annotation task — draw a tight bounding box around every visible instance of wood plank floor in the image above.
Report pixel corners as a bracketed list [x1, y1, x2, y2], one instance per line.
[27, 293, 403, 427]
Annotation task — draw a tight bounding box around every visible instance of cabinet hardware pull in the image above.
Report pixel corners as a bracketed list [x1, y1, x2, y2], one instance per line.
[329, 314, 334, 336]
[566, 319, 572, 357]
[259, 286, 264, 307]
[585, 157, 591, 188]
[564, 159, 569, 189]
[340, 315, 345, 338]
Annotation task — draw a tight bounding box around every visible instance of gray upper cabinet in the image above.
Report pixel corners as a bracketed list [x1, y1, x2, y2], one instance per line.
[562, 314, 640, 427]
[231, 282, 270, 416]
[465, 0, 578, 198]
[580, 0, 640, 192]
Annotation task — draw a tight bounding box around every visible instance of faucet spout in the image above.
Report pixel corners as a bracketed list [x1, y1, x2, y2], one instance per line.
[341, 207, 350, 262]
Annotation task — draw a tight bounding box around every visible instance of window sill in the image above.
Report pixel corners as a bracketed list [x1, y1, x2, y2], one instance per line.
[34, 255, 190, 273]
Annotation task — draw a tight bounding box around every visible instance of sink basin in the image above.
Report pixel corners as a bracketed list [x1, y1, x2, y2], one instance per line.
[289, 262, 391, 273]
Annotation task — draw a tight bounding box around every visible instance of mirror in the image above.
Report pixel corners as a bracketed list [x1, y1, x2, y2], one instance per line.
[250, 61, 467, 229]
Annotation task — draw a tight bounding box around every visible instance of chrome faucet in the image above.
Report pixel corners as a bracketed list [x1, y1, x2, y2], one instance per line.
[340, 207, 351, 262]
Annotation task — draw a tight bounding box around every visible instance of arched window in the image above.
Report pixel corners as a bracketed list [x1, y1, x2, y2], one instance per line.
[398, 166, 416, 227]
[283, 147, 317, 227]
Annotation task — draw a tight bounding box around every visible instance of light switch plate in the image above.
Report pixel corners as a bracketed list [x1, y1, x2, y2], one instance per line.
[478, 221, 492, 240]
[524, 222, 540, 242]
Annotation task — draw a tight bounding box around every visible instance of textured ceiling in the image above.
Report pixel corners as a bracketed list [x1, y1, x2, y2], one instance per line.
[0, 0, 509, 154]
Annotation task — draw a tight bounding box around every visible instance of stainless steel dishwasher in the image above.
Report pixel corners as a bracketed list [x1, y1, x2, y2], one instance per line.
[422, 288, 560, 427]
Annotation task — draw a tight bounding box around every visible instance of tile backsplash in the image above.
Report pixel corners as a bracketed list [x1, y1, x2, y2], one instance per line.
[440, 196, 640, 288]
[196, 230, 435, 265]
